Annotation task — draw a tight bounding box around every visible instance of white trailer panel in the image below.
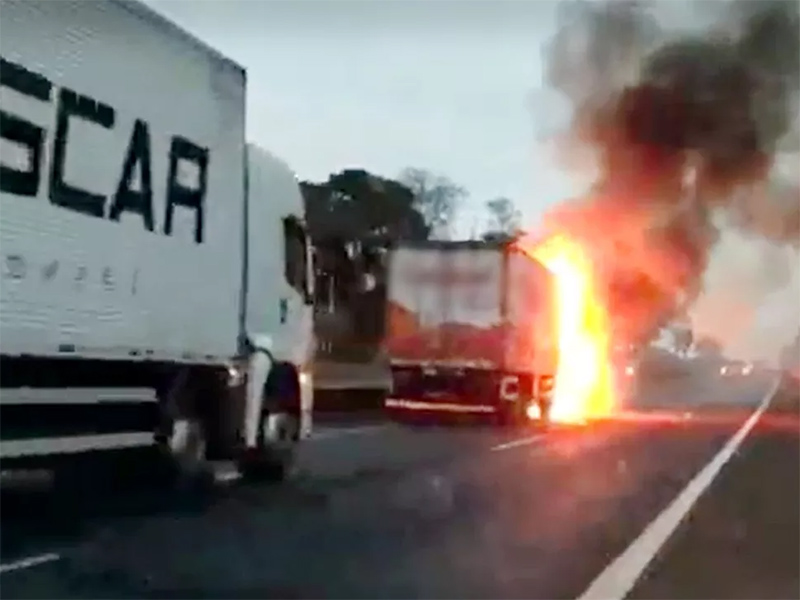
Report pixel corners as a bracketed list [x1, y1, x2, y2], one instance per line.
[385, 246, 446, 363]
[0, 0, 246, 361]
[445, 247, 503, 329]
[385, 244, 504, 368]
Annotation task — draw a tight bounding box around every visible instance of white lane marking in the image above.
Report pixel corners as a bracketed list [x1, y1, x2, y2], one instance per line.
[576, 379, 778, 600]
[310, 424, 388, 442]
[0, 552, 61, 575]
[214, 467, 241, 483]
[491, 434, 546, 452]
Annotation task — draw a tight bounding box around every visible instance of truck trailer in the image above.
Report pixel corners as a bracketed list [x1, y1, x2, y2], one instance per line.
[0, 0, 315, 482]
[384, 239, 558, 425]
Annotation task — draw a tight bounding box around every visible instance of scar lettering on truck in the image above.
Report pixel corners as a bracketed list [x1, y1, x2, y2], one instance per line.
[3, 254, 26, 280]
[280, 298, 288, 324]
[3, 252, 133, 295]
[73, 265, 88, 290]
[41, 259, 59, 281]
[0, 57, 209, 244]
[101, 266, 115, 291]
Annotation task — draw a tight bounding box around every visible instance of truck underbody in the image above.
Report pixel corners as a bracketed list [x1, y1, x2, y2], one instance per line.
[386, 362, 554, 426]
[0, 354, 302, 483]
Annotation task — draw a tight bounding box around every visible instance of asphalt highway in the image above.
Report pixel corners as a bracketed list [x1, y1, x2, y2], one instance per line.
[1, 371, 797, 599]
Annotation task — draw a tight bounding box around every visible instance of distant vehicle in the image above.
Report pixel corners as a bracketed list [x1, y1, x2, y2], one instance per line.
[0, 0, 315, 483]
[383, 239, 558, 426]
[720, 360, 753, 377]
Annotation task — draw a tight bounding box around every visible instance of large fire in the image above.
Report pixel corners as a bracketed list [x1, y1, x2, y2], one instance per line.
[525, 235, 616, 423]
[525, 0, 799, 426]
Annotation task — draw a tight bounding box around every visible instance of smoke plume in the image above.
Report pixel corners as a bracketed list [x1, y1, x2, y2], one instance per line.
[541, 0, 800, 347]
[691, 227, 799, 361]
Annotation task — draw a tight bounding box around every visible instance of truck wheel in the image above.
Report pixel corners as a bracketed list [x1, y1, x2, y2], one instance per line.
[161, 418, 214, 489]
[240, 411, 299, 483]
[168, 419, 206, 469]
[154, 367, 218, 489]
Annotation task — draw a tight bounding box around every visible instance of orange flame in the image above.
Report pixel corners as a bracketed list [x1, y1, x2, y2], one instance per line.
[527, 235, 616, 422]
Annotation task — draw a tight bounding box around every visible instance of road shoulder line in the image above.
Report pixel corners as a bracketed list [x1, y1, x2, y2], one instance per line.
[576, 379, 778, 600]
[0, 552, 61, 575]
[491, 434, 546, 451]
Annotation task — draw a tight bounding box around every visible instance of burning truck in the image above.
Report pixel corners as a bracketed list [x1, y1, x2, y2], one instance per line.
[383, 235, 630, 426]
[384, 0, 798, 426]
[383, 239, 558, 426]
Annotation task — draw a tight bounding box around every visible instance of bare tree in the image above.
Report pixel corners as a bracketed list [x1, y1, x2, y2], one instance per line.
[399, 167, 466, 239]
[485, 197, 522, 236]
[671, 325, 694, 357]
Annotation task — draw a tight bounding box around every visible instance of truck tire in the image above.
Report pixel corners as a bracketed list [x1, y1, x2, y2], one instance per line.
[240, 411, 299, 482]
[155, 367, 218, 490]
[165, 418, 211, 482]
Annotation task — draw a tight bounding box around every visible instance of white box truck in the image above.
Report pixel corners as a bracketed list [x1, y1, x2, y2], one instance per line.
[0, 0, 315, 481]
[384, 239, 558, 425]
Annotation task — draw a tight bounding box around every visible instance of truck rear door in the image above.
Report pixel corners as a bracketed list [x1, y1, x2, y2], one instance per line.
[385, 246, 447, 365]
[440, 246, 504, 369]
[385, 244, 506, 410]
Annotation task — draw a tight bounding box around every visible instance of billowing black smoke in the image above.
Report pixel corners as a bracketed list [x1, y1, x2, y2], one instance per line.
[541, 0, 799, 347]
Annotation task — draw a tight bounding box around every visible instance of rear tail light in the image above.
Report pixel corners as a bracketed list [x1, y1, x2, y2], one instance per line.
[526, 403, 542, 420]
[540, 376, 555, 391]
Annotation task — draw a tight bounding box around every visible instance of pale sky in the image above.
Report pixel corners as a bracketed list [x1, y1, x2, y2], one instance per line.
[144, 0, 798, 360]
[143, 0, 582, 237]
[141, 0, 720, 237]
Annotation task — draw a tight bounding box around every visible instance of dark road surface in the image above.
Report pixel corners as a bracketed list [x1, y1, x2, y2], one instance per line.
[1, 373, 797, 599]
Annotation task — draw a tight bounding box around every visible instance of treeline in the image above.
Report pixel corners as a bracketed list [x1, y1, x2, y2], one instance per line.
[301, 167, 523, 362]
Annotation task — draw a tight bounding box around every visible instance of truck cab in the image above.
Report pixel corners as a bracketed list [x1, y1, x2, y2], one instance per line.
[164, 144, 316, 482]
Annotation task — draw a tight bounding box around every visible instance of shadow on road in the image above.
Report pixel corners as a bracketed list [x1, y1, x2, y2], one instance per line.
[1, 450, 233, 561]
